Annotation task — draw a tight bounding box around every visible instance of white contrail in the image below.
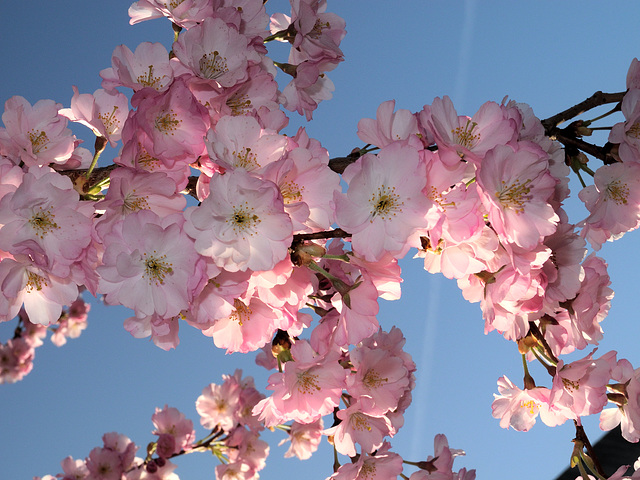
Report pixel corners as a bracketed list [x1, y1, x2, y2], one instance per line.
[453, 0, 478, 112]
[409, 273, 441, 459]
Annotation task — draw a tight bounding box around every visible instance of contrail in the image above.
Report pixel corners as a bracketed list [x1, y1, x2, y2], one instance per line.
[453, 0, 478, 112]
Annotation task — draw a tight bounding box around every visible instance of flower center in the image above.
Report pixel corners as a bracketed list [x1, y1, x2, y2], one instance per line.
[363, 369, 388, 389]
[370, 185, 403, 221]
[451, 119, 480, 150]
[137, 65, 165, 90]
[296, 370, 321, 394]
[495, 179, 532, 214]
[350, 412, 372, 431]
[98, 106, 121, 136]
[143, 252, 173, 285]
[228, 203, 260, 237]
[605, 179, 629, 205]
[309, 20, 331, 39]
[199, 51, 229, 80]
[26, 271, 48, 292]
[232, 147, 259, 171]
[562, 377, 580, 392]
[280, 181, 304, 204]
[230, 298, 251, 326]
[519, 399, 540, 415]
[227, 94, 252, 116]
[28, 130, 49, 154]
[122, 189, 150, 213]
[628, 122, 640, 139]
[360, 461, 377, 480]
[29, 207, 59, 239]
[154, 110, 180, 134]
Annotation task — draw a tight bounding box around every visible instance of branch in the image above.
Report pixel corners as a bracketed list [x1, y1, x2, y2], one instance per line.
[293, 228, 350, 241]
[549, 129, 618, 164]
[541, 91, 625, 133]
[575, 422, 606, 478]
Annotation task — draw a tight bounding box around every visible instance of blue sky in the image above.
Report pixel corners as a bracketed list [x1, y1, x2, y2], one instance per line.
[3, 2, 640, 479]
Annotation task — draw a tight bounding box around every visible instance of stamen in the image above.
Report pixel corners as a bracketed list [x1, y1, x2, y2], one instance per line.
[29, 207, 59, 239]
[369, 184, 403, 221]
[451, 119, 480, 150]
[142, 251, 173, 285]
[154, 110, 180, 135]
[605, 179, 629, 205]
[199, 51, 229, 80]
[495, 179, 532, 214]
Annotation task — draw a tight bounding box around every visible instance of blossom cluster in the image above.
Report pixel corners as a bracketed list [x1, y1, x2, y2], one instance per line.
[4, 0, 640, 479]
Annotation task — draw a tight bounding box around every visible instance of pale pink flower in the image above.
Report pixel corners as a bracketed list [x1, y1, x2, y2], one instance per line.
[476, 143, 558, 250]
[550, 349, 615, 418]
[100, 43, 174, 93]
[326, 401, 393, 457]
[152, 405, 195, 457]
[184, 170, 293, 272]
[0, 96, 75, 167]
[0, 168, 93, 278]
[205, 115, 288, 173]
[357, 99, 420, 148]
[280, 60, 335, 120]
[334, 142, 429, 261]
[492, 375, 568, 431]
[252, 340, 347, 426]
[173, 17, 261, 88]
[128, 0, 213, 28]
[279, 419, 323, 460]
[330, 442, 403, 480]
[347, 345, 410, 416]
[204, 296, 279, 354]
[0, 255, 78, 326]
[420, 96, 518, 167]
[94, 167, 186, 240]
[128, 77, 209, 162]
[59, 86, 129, 147]
[579, 162, 640, 250]
[124, 313, 181, 351]
[98, 211, 207, 319]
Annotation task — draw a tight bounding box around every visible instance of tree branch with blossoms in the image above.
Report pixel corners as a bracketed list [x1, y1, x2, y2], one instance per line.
[6, 2, 640, 480]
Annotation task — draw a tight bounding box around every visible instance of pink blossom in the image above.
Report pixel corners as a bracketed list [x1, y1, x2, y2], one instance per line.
[330, 442, 403, 480]
[357, 99, 420, 148]
[124, 313, 180, 351]
[0, 96, 75, 167]
[0, 168, 93, 278]
[252, 341, 347, 426]
[0, 255, 78, 326]
[100, 43, 174, 93]
[334, 142, 429, 261]
[279, 419, 323, 460]
[346, 345, 410, 416]
[326, 401, 393, 457]
[579, 162, 640, 250]
[151, 405, 195, 457]
[492, 375, 568, 431]
[128, 77, 209, 162]
[476, 143, 558, 250]
[128, 0, 213, 28]
[205, 115, 288, 173]
[280, 60, 335, 120]
[550, 349, 615, 418]
[184, 170, 293, 272]
[59, 86, 129, 147]
[98, 211, 207, 319]
[420, 96, 518, 167]
[173, 17, 261, 88]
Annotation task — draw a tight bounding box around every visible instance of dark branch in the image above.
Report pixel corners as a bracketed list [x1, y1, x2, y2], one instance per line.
[541, 91, 625, 134]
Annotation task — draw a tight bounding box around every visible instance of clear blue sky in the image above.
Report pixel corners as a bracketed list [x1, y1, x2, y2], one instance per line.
[2, 2, 640, 479]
